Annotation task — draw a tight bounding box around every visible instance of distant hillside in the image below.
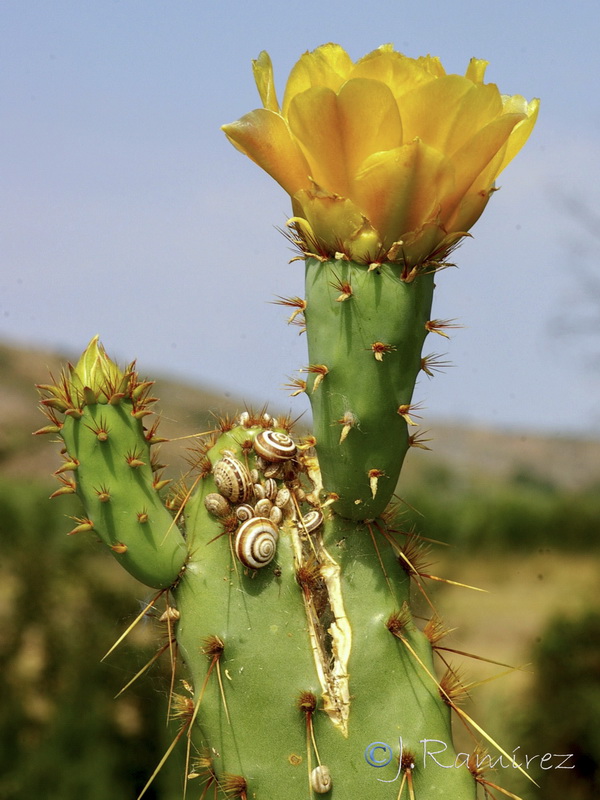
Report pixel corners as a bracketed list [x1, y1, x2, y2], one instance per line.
[2, 339, 599, 491]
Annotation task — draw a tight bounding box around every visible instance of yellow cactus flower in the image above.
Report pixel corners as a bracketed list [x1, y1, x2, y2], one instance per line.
[223, 43, 539, 267]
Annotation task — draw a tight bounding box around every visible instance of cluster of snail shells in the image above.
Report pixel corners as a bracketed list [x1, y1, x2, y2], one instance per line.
[204, 431, 299, 570]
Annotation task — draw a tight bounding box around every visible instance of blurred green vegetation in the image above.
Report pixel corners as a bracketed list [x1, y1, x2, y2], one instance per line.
[0, 479, 185, 800]
[402, 462, 600, 552]
[512, 611, 600, 800]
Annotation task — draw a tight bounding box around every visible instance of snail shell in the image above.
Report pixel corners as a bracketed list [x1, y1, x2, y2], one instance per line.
[234, 517, 279, 569]
[274, 486, 291, 508]
[213, 455, 253, 503]
[253, 431, 297, 463]
[255, 498, 273, 517]
[302, 509, 324, 534]
[250, 468, 259, 484]
[310, 765, 332, 794]
[263, 478, 278, 501]
[235, 504, 255, 522]
[204, 492, 231, 517]
[294, 486, 307, 503]
[264, 463, 284, 480]
[253, 482, 266, 500]
[269, 505, 283, 525]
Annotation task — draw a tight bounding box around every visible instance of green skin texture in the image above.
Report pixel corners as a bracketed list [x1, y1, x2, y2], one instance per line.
[177, 447, 477, 797]
[174, 430, 475, 800]
[56, 405, 476, 797]
[59, 401, 187, 589]
[304, 257, 435, 521]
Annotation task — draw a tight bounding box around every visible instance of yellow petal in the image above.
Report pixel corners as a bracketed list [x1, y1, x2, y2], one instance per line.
[415, 54, 446, 78]
[354, 140, 455, 251]
[445, 112, 526, 212]
[337, 78, 403, 177]
[400, 75, 502, 153]
[352, 47, 438, 99]
[222, 109, 310, 196]
[293, 189, 382, 262]
[443, 83, 505, 155]
[282, 43, 353, 116]
[447, 185, 494, 234]
[496, 97, 540, 173]
[464, 57, 489, 83]
[252, 51, 279, 112]
[287, 86, 350, 195]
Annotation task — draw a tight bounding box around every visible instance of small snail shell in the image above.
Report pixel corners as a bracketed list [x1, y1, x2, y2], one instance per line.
[254, 431, 297, 463]
[213, 455, 253, 503]
[263, 478, 278, 501]
[310, 765, 332, 794]
[274, 487, 291, 508]
[253, 483, 266, 500]
[254, 498, 273, 516]
[234, 517, 279, 569]
[302, 509, 324, 534]
[269, 505, 283, 525]
[235, 504, 255, 522]
[294, 486, 307, 503]
[264, 463, 284, 480]
[204, 492, 231, 517]
[250, 468, 259, 483]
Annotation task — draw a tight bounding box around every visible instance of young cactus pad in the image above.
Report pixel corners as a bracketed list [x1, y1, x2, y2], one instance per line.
[36, 337, 187, 588]
[301, 255, 437, 520]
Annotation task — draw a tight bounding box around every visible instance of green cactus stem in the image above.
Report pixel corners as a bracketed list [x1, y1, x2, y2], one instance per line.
[38, 343, 486, 799]
[171, 420, 478, 798]
[36, 337, 187, 588]
[301, 255, 438, 521]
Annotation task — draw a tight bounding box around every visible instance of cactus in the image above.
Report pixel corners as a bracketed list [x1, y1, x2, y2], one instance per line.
[37, 42, 539, 800]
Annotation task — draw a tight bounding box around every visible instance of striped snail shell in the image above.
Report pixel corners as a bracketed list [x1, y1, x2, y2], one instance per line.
[253, 482, 266, 500]
[269, 505, 283, 525]
[204, 492, 231, 517]
[235, 504, 255, 522]
[254, 498, 273, 517]
[234, 517, 279, 569]
[310, 765, 332, 794]
[302, 509, 324, 534]
[274, 486, 291, 508]
[263, 462, 284, 479]
[213, 455, 253, 503]
[263, 478, 278, 501]
[253, 431, 297, 463]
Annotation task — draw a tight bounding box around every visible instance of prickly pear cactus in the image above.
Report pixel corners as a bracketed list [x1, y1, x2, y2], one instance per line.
[38, 339, 483, 798]
[37, 40, 539, 800]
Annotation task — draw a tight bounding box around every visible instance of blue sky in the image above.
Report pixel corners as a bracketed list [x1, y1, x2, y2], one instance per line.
[2, 0, 600, 435]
